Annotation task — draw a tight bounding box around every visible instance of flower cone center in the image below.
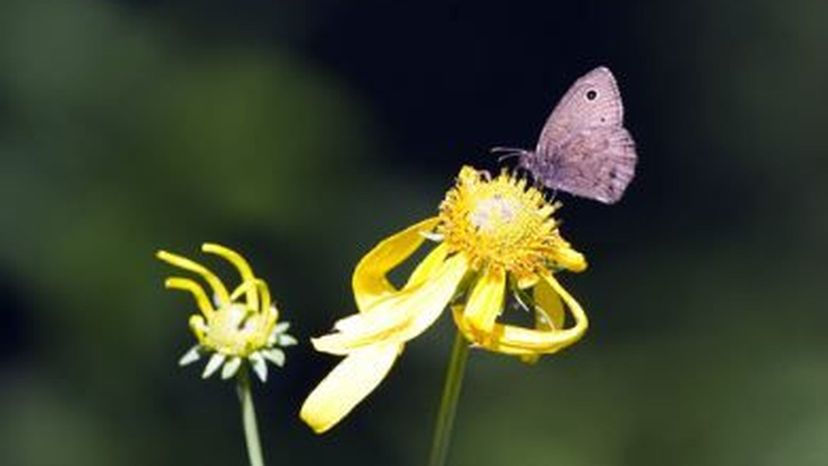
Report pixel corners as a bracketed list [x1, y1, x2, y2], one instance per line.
[438, 167, 564, 277]
[204, 303, 272, 356]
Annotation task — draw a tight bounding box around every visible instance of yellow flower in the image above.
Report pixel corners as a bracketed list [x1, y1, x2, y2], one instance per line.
[300, 166, 589, 433]
[157, 243, 296, 382]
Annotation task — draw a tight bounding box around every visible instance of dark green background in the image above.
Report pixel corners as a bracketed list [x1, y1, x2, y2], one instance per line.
[2, 1, 827, 465]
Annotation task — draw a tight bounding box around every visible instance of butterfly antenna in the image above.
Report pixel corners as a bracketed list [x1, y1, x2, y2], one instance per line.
[490, 146, 527, 163]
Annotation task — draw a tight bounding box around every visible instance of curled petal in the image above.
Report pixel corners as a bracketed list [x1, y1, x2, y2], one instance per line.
[313, 254, 468, 355]
[352, 217, 440, 311]
[497, 272, 587, 354]
[157, 250, 231, 305]
[454, 272, 587, 356]
[300, 342, 401, 434]
[202, 243, 259, 309]
[228, 278, 272, 316]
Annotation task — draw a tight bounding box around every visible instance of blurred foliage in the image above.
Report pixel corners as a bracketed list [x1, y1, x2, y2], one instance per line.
[1, 1, 827, 465]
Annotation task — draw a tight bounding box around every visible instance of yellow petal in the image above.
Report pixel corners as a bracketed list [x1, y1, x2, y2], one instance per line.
[404, 242, 449, 289]
[331, 293, 396, 335]
[313, 254, 468, 355]
[353, 217, 440, 312]
[334, 243, 449, 334]
[462, 266, 506, 336]
[300, 342, 401, 434]
[553, 239, 588, 273]
[202, 243, 259, 309]
[156, 250, 231, 305]
[399, 254, 468, 341]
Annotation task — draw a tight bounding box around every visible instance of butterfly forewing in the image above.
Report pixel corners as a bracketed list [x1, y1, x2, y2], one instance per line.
[536, 67, 624, 155]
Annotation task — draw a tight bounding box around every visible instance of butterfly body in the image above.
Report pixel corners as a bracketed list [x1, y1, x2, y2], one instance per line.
[506, 66, 637, 204]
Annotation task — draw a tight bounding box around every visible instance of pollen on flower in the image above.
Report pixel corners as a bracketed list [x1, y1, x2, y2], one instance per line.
[437, 167, 585, 281]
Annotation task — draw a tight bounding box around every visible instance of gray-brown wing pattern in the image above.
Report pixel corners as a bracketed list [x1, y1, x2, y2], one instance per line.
[543, 127, 636, 204]
[518, 66, 637, 204]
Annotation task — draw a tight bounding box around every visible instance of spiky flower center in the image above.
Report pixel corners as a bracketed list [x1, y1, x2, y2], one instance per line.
[438, 167, 581, 280]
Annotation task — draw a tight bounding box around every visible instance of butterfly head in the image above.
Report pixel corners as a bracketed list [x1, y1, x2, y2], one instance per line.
[516, 149, 541, 174]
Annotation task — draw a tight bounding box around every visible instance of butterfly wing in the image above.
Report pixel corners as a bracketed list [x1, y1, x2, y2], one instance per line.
[545, 127, 636, 204]
[535, 66, 624, 156]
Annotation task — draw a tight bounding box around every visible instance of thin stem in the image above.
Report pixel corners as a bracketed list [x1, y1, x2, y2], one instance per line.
[238, 368, 266, 466]
[428, 330, 470, 466]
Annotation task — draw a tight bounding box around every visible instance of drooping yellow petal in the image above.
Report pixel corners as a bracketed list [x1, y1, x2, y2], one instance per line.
[202, 243, 259, 310]
[156, 250, 231, 305]
[404, 242, 449, 289]
[300, 342, 401, 434]
[352, 217, 440, 311]
[462, 266, 506, 336]
[313, 254, 468, 355]
[397, 254, 468, 342]
[453, 272, 587, 356]
[334, 242, 449, 334]
[331, 293, 396, 335]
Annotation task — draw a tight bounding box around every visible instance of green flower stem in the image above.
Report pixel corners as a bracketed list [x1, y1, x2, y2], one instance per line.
[238, 368, 265, 466]
[428, 330, 470, 466]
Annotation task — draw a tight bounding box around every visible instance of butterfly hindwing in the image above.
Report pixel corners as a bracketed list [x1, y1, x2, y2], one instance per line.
[544, 127, 636, 204]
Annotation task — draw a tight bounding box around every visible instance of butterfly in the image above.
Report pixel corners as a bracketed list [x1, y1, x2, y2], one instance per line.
[493, 66, 637, 204]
